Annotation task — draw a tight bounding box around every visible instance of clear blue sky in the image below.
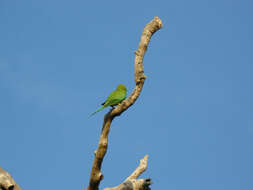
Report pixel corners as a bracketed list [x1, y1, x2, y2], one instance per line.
[1, 1, 252, 190]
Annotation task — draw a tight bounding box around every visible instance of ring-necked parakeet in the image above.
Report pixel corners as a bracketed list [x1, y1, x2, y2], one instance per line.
[90, 84, 127, 116]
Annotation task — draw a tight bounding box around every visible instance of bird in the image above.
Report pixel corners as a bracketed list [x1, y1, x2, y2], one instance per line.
[90, 84, 127, 117]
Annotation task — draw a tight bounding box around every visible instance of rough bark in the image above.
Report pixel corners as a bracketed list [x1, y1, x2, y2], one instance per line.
[0, 168, 21, 190]
[87, 17, 162, 190]
[104, 155, 152, 190]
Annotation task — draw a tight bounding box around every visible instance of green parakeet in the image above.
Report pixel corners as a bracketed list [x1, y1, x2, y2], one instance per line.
[90, 84, 127, 116]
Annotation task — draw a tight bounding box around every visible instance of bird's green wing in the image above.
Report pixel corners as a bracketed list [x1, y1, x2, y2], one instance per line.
[90, 85, 126, 117]
[103, 90, 126, 107]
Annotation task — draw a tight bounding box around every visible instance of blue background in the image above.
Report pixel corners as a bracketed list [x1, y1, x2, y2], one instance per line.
[0, 0, 252, 190]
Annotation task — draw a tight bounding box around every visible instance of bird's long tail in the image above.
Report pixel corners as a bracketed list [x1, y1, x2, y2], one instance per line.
[89, 106, 105, 117]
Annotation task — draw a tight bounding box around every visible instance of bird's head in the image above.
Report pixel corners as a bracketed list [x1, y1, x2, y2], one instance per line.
[116, 84, 127, 92]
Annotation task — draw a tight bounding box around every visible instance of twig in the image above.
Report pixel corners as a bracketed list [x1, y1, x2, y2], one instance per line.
[104, 155, 151, 190]
[125, 155, 149, 181]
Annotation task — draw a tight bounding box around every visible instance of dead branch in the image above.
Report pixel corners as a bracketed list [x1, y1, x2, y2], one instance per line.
[104, 155, 152, 190]
[125, 155, 149, 181]
[87, 16, 162, 190]
[0, 167, 21, 190]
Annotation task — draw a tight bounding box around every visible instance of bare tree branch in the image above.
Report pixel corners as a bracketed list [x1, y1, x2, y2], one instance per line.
[87, 16, 162, 190]
[0, 168, 21, 190]
[125, 155, 149, 181]
[104, 155, 152, 190]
